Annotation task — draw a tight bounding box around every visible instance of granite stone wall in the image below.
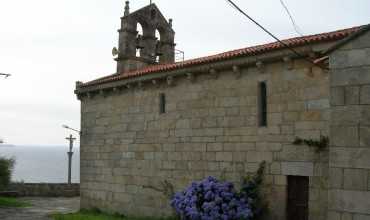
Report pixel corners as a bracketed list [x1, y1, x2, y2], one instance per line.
[80, 57, 330, 219]
[7, 183, 80, 197]
[328, 30, 370, 220]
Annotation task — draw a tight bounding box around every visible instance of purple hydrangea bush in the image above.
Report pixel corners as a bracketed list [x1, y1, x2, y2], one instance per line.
[170, 176, 253, 220]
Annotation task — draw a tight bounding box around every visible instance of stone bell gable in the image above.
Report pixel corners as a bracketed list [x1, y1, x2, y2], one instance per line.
[75, 2, 370, 219]
[116, 2, 175, 74]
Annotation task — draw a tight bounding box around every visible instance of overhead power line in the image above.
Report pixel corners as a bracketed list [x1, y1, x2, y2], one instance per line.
[279, 0, 304, 36]
[224, 0, 326, 70]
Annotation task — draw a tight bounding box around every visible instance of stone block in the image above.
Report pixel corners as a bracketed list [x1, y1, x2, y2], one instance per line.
[277, 145, 316, 162]
[295, 121, 326, 130]
[359, 126, 370, 147]
[267, 113, 283, 125]
[360, 85, 370, 104]
[327, 211, 341, 220]
[274, 175, 287, 186]
[206, 143, 223, 152]
[354, 214, 370, 220]
[270, 162, 281, 175]
[346, 86, 360, 105]
[256, 142, 282, 152]
[331, 106, 362, 126]
[341, 212, 353, 220]
[226, 107, 240, 116]
[329, 189, 370, 214]
[202, 152, 216, 161]
[340, 31, 370, 50]
[368, 171, 370, 191]
[215, 152, 233, 162]
[281, 162, 314, 176]
[301, 111, 322, 121]
[305, 99, 330, 110]
[246, 151, 273, 162]
[175, 119, 191, 129]
[244, 163, 259, 173]
[225, 143, 255, 151]
[331, 126, 359, 147]
[362, 105, 370, 125]
[343, 168, 368, 191]
[209, 108, 226, 117]
[331, 48, 370, 69]
[281, 125, 294, 134]
[331, 66, 370, 86]
[330, 147, 370, 169]
[329, 167, 343, 189]
[207, 162, 220, 171]
[232, 152, 246, 162]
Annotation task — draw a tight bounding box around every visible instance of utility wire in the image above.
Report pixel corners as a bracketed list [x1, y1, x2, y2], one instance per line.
[224, 0, 326, 69]
[279, 0, 304, 36]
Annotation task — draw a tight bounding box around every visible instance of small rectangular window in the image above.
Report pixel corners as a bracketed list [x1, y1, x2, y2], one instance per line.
[258, 82, 267, 127]
[159, 93, 166, 114]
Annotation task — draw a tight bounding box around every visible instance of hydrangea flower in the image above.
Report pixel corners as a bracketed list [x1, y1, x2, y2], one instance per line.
[170, 176, 253, 220]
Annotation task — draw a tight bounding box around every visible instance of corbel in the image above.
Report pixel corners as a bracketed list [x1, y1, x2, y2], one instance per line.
[138, 81, 144, 90]
[112, 87, 119, 93]
[283, 56, 294, 70]
[75, 81, 83, 89]
[99, 89, 107, 98]
[209, 68, 218, 79]
[256, 61, 265, 73]
[76, 93, 83, 100]
[186, 73, 195, 83]
[167, 76, 174, 86]
[152, 79, 158, 87]
[86, 92, 92, 99]
[303, 67, 314, 78]
[232, 65, 241, 79]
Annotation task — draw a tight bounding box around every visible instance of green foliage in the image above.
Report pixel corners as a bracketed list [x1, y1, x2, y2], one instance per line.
[0, 156, 15, 190]
[0, 197, 31, 207]
[52, 210, 177, 220]
[239, 161, 268, 220]
[293, 135, 329, 152]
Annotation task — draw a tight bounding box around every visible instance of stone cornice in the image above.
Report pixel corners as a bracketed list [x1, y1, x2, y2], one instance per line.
[75, 45, 324, 100]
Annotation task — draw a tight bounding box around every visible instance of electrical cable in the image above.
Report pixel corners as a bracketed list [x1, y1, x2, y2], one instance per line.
[224, 0, 326, 70]
[279, 0, 304, 36]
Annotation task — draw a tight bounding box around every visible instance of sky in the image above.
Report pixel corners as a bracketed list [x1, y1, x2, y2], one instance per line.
[0, 0, 369, 146]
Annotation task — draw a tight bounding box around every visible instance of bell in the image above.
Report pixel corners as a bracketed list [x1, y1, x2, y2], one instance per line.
[136, 35, 144, 49]
[155, 41, 163, 56]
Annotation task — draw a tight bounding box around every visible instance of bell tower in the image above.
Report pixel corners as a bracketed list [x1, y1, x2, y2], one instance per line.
[115, 1, 175, 74]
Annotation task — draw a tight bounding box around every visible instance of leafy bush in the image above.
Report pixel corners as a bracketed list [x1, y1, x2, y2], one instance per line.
[239, 162, 267, 219]
[0, 157, 15, 190]
[170, 162, 266, 220]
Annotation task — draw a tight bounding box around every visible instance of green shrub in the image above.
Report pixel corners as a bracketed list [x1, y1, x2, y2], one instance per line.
[239, 161, 268, 220]
[0, 157, 15, 190]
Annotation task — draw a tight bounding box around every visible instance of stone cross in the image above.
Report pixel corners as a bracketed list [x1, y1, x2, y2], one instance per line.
[66, 134, 76, 185]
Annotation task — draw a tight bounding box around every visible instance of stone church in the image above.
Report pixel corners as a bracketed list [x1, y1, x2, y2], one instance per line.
[75, 2, 370, 220]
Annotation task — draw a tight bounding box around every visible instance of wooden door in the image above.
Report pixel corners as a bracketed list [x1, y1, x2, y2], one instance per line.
[287, 176, 309, 220]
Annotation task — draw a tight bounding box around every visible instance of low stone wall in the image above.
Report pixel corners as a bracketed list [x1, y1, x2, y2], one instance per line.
[7, 183, 80, 197]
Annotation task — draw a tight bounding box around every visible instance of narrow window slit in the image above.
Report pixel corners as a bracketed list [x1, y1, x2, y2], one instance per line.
[159, 93, 166, 114]
[258, 82, 267, 127]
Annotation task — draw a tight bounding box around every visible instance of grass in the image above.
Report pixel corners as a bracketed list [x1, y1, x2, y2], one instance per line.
[0, 196, 31, 208]
[52, 210, 178, 220]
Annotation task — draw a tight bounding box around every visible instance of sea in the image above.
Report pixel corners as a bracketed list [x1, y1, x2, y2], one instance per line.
[0, 145, 80, 183]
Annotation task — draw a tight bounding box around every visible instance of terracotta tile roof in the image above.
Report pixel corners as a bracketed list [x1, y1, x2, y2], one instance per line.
[80, 25, 365, 88]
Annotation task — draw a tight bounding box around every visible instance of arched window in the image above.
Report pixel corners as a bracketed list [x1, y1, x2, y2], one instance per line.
[155, 29, 161, 62]
[136, 22, 144, 57]
[155, 29, 161, 41]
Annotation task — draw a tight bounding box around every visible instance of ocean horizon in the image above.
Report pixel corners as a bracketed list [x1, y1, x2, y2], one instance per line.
[0, 145, 80, 183]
